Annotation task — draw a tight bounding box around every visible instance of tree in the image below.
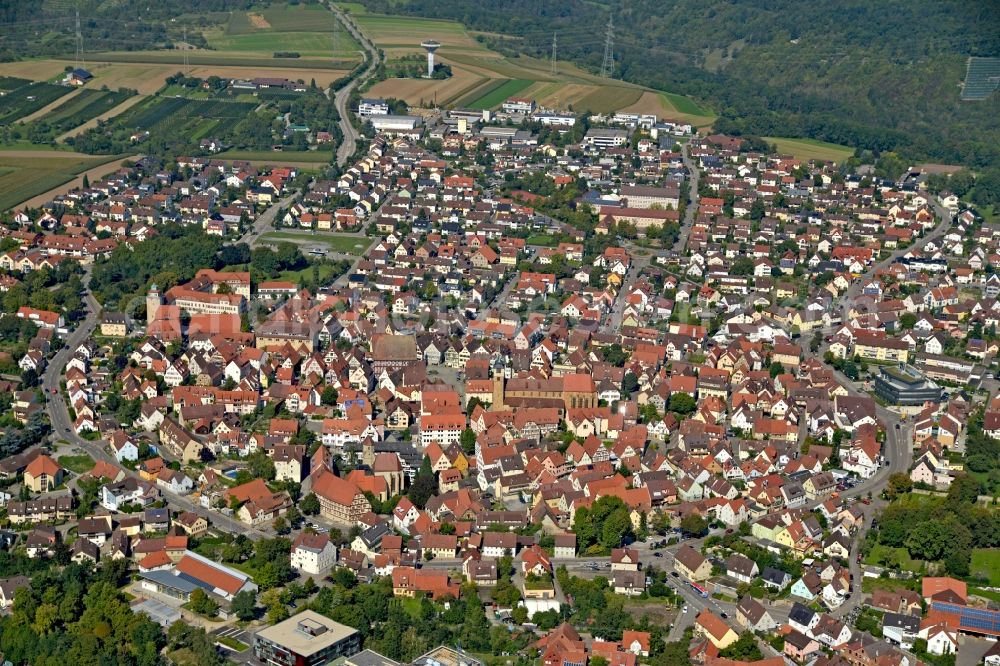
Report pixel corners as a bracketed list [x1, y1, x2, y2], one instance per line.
[679, 513, 708, 537]
[230, 590, 257, 621]
[623, 372, 639, 395]
[408, 473, 437, 509]
[885, 473, 913, 499]
[246, 449, 276, 481]
[668, 393, 697, 415]
[719, 634, 763, 661]
[321, 386, 339, 406]
[188, 588, 219, 617]
[460, 428, 477, 455]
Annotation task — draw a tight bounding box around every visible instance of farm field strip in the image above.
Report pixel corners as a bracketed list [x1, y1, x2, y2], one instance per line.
[56, 95, 147, 141]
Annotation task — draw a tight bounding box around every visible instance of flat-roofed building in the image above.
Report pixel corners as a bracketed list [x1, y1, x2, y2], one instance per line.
[254, 610, 361, 666]
[874, 364, 943, 406]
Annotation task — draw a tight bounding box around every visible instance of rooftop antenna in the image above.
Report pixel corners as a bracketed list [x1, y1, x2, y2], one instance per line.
[600, 14, 614, 78]
[550, 32, 558, 77]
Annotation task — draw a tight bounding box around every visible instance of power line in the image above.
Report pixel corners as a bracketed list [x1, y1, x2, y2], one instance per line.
[550, 32, 557, 76]
[74, 2, 83, 69]
[182, 27, 189, 67]
[600, 14, 614, 78]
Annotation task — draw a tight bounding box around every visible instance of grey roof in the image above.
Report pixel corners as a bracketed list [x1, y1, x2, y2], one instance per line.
[789, 602, 816, 626]
[140, 569, 201, 595]
[883, 612, 919, 632]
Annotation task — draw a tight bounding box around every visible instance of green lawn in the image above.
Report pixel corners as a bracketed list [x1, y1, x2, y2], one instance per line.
[863, 544, 924, 571]
[276, 262, 340, 285]
[525, 234, 557, 247]
[971, 549, 1000, 585]
[764, 136, 854, 163]
[58, 453, 95, 474]
[216, 635, 249, 652]
[861, 576, 918, 594]
[260, 232, 371, 255]
[972, 587, 1000, 604]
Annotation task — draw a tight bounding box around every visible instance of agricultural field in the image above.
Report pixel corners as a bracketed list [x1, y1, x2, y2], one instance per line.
[619, 91, 716, 126]
[33, 89, 136, 135]
[462, 79, 533, 109]
[0, 150, 123, 212]
[366, 67, 486, 107]
[0, 80, 73, 124]
[764, 136, 854, 163]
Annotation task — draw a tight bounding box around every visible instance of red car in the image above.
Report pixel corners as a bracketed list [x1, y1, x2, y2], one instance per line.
[51, 388, 58, 394]
[861, 498, 871, 505]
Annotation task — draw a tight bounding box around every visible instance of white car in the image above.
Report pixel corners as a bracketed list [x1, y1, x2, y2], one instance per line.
[682, 606, 688, 613]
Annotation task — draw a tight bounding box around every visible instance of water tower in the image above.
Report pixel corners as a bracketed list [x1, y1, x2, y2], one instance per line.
[421, 40, 440, 78]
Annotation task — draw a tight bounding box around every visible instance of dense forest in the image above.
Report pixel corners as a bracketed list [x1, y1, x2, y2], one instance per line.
[357, 0, 1000, 168]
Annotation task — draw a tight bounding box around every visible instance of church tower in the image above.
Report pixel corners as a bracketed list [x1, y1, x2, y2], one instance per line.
[146, 284, 161, 326]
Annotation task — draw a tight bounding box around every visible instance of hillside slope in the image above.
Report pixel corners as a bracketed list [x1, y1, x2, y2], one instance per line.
[356, 0, 1000, 167]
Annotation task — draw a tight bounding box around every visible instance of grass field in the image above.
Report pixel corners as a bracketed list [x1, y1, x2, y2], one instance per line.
[577, 86, 644, 114]
[0, 150, 121, 212]
[764, 137, 854, 163]
[260, 232, 371, 255]
[971, 548, 1000, 585]
[465, 78, 533, 109]
[57, 453, 95, 474]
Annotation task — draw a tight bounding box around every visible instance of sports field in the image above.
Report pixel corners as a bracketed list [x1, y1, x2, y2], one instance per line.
[764, 137, 854, 163]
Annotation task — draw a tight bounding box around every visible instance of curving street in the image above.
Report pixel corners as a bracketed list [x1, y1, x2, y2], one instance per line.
[329, 3, 383, 167]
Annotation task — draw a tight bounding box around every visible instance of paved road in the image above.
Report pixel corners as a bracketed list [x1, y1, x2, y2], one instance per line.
[237, 193, 300, 248]
[329, 3, 382, 167]
[676, 141, 700, 253]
